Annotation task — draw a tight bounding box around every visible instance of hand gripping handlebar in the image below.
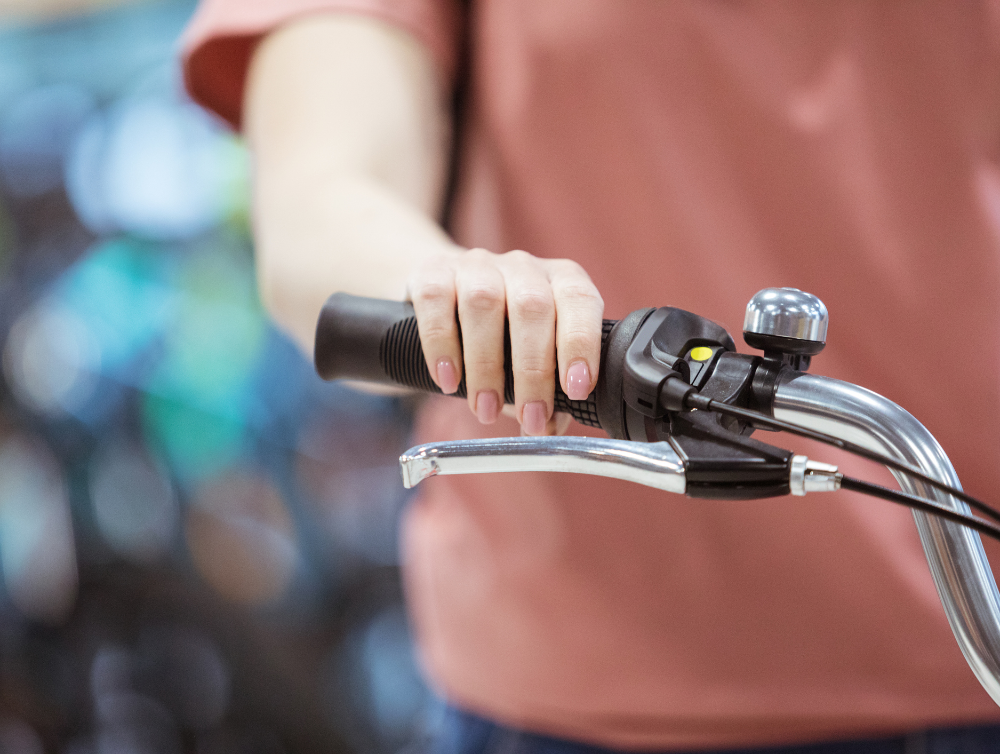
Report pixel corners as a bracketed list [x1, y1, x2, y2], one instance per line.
[314, 288, 1000, 707]
[314, 292, 650, 434]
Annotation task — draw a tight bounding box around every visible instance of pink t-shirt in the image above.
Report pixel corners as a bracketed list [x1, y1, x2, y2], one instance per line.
[184, 1, 1000, 749]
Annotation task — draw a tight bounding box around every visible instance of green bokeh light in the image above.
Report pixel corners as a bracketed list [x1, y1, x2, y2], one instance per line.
[141, 236, 267, 484]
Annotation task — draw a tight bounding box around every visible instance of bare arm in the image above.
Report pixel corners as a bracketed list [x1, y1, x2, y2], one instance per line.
[244, 14, 603, 435]
[245, 13, 456, 346]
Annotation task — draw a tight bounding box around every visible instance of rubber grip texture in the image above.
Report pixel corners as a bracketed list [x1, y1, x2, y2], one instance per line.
[316, 293, 615, 428]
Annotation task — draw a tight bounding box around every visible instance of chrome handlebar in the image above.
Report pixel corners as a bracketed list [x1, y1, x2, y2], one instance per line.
[399, 372, 1000, 706]
[773, 372, 1000, 706]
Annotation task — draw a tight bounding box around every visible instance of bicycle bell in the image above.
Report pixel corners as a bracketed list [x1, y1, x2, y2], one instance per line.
[743, 287, 828, 370]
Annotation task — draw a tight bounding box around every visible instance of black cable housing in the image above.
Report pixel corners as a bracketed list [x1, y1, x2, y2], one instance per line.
[840, 476, 1000, 544]
[683, 392, 1000, 525]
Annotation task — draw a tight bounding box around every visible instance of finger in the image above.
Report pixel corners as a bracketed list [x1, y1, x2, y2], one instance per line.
[499, 250, 556, 436]
[518, 411, 572, 437]
[408, 261, 461, 393]
[551, 412, 573, 436]
[455, 249, 507, 423]
[547, 259, 604, 401]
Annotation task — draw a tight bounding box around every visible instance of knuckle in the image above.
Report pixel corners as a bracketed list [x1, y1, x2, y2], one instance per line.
[464, 346, 504, 366]
[560, 324, 598, 347]
[410, 279, 453, 305]
[515, 357, 555, 377]
[503, 249, 543, 270]
[549, 258, 585, 275]
[553, 281, 604, 309]
[465, 356, 505, 374]
[510, 289, 555, 321]
[419, 321, 455, 342]
[464, 247, 495, 262]
[461, 284, 506, 314]
[504, 249, 532, 261]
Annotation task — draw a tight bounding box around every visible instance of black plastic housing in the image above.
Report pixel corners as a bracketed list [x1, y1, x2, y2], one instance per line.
[622, 307, 736, 419]
[669, 412, 793, 499]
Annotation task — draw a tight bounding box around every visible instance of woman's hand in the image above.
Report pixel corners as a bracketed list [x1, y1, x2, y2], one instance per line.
[409, 248, 604, 436]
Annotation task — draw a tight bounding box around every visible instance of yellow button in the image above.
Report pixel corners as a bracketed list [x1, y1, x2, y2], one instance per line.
[689, 346, 713, 362]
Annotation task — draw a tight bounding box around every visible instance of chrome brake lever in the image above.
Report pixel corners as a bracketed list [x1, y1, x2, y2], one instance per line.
[400, 435, 841, 497]
[400, 436, 687, 493]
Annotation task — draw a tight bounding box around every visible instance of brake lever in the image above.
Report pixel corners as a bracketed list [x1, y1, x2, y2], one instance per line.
[400, 430, 842, 499]
[400, 436, 686, 493]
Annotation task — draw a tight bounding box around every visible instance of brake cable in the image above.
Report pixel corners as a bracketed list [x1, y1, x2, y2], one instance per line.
[685, 393, 1000, 524]
[679, 391, 1000, 542]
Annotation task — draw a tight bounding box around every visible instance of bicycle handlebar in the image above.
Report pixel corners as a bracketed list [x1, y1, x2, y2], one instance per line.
[313, 288, 1000, 707]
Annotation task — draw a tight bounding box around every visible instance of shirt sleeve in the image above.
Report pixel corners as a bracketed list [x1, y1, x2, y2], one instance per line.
[180, 0, 462, 130]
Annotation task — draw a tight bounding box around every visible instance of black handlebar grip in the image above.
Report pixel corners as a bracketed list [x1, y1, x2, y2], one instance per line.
[315, 293, 650, 431]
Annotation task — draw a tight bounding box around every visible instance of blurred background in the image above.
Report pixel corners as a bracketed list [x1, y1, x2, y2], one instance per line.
[0, 1, 436, 752]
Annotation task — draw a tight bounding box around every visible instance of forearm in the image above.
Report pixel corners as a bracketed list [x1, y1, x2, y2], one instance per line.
[244, 13, 604, 435]
[244, 13, 459, 353]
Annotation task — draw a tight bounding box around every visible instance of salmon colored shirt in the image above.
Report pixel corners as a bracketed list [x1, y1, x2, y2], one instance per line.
[184, 1, 1000, 749]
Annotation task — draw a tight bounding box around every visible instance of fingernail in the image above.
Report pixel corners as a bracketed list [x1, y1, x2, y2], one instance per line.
[522, 401, 548, 436]
[566, 360, 591, 401]
[436, 358, 459, 394]
[476, 390, 500, 424]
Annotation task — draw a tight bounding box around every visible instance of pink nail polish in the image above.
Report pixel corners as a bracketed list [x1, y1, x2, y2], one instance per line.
[436, 358, 459, 394]
[476, 390, 500, 424]
[566, 360, 591, 401]
[522, 401, 548, 436]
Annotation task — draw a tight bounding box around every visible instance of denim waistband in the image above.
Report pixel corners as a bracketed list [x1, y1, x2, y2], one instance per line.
[419, 706, 1000, 754]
